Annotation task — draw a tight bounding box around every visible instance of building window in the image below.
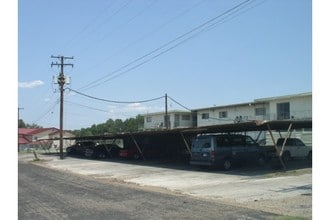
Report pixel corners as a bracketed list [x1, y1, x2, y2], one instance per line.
[146, 116, 152, 123]
[181, 114, 191, 121]
[255, 107, 266, 116]
[201, 113, 209, 119]
[219, 111, 227, 118]
[277, 102, 290, 120]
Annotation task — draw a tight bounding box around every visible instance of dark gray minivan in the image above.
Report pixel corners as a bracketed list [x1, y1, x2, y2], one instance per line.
[190, 134, 267, 170]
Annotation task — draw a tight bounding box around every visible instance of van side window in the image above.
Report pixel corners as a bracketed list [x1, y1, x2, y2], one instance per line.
[231, 136, 244, 146]
[216, 137, 230, 148]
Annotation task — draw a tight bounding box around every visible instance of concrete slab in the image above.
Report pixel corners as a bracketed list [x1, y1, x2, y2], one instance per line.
[18, 153, 312, 218]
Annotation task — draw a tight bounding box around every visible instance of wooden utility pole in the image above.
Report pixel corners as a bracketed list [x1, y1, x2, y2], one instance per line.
[18, 107, 24, 152]
[165, 93, 169, 129]
[51, 55, 73, 159]
[18, 107, 24, 127]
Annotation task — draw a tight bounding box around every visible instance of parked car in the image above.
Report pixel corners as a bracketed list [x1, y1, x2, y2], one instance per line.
[190, 134, 268, 170]
[66, 141, 97, 156]
[85, 143, 121, 159]
[272, 138, 312, 162]
[119, 147, 142, 160]
[118, 145, 164, 160]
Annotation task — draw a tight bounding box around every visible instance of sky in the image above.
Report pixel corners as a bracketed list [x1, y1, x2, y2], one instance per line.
[16, 0, 313, 131]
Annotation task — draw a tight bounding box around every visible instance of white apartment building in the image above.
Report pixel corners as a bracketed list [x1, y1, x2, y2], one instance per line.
[195, 92, 312, 127]
[193, 92, 312, 144]
[143, 110, 194, 130]
[142, 92, 312, 144]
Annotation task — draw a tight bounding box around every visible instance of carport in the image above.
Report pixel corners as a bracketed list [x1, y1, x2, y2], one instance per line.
[60, 119, 312, 170]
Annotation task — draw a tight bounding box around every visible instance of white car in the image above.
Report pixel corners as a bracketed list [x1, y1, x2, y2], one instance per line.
[276, 138, 312, 162]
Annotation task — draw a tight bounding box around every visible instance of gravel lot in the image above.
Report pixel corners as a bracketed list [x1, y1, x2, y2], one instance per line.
[19, 153, 312, 219]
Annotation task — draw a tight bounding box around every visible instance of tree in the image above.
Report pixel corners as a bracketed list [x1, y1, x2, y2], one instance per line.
[18, 119, 26, 128]
[72, 115, 145, 136]
[18, 119, 42, 128]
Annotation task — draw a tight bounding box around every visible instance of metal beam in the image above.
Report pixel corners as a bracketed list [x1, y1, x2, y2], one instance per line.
[130, 134, 145, 160]
[279, 123, 293, 159]
[180, 132, 192, 157]
[267, 124, 286, 170]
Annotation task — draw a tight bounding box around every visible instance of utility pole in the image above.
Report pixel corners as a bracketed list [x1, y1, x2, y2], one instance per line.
[165, 93, 169, 129]
[18, 107, 24, 152]
[18, 107, 24, 126]
[51, 55, 73, 159]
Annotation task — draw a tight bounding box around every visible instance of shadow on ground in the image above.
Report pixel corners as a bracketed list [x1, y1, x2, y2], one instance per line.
[39, 152, 312, 177]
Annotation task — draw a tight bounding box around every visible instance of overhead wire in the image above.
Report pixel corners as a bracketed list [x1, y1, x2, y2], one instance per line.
[96, 0, 158, 49]
[60, 0, 119, 53]
[67, 88, 165, 104]
[167, 96, 191, 111]
[75, 0, 134, 57]
[68, 86, 192, 113]
[49, 0, 266, 126]
[32, 98, 60, 124]
[83, 0, 205, 75]
[65, 100, 109, 113]
[78, 0, 255, 91]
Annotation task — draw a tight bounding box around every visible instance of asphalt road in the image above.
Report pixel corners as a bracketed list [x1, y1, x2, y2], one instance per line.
[18, 161, 278, 220]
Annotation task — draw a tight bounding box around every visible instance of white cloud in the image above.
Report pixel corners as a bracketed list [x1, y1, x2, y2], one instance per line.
[18, 80, 44, 88]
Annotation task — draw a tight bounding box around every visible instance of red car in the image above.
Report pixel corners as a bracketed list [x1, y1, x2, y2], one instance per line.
[119, 147, 142, 160]
[119, 146, 164, 160]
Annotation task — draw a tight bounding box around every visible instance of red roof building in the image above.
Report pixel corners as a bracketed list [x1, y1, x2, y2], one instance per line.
[18, 128, 75, 151]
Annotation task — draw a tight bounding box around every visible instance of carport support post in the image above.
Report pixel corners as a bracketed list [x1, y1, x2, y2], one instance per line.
[267, 124, 286, 170]
[255, 130, 263, 143]
[130, 134, 145, 160]
[279, 123, 293, 159]
[180, 132, 192, 157]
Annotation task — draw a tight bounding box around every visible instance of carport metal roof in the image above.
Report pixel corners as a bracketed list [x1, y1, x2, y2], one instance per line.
[67, 119, 312, 140]
[52, 119, 311, 170]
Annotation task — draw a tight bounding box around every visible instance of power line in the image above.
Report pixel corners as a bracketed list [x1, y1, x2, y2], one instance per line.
[67, 88, 165, 104]
[60, 0, 119, 53]
[79, 0, 255, 91]
[32, 98, 60, 124]
[65, 100, 109, 113]
[82, 0, 254, 89]
[95, 0, 158, 50]
[167, 96, 191, 111]
[73, 0, 134, 57]
[83, 0, 205, 75]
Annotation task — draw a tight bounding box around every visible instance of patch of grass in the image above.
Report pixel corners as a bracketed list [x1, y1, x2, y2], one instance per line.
[263, 168, 311, 178]
[275, 216, 309, 220]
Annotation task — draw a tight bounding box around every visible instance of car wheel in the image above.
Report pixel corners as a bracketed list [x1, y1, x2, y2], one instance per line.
[133, 153, 140, 160]
[67, 148, 75, 155]
[98, 151, 107, 159]
[223, 158, 232, 171]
